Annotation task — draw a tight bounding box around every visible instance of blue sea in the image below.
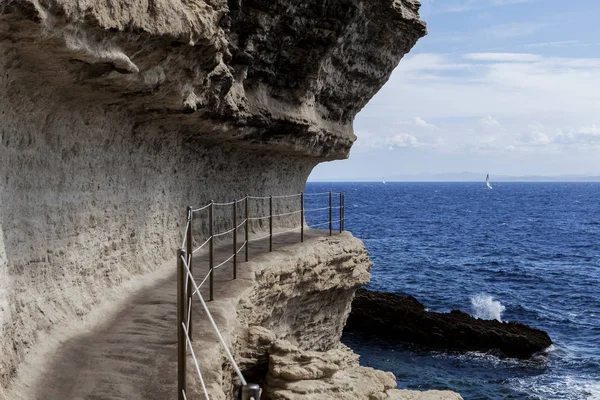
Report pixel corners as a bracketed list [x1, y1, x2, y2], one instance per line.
[304, 182, 600, 400]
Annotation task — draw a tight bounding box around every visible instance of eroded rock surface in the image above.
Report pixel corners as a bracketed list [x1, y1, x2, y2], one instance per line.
[346, 289, 552, 359]
[0, 0, 425, 158]
[263, 339, 462, 400]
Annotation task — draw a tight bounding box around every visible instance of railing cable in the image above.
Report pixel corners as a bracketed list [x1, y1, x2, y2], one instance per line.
[213, 201, 236, 206]
[304, 192, 331, 196]
[213, 226, 236, 238]
[271, 193, 302, 199]
[191, 203, 212, 213]
[271, 209, 303, 218]
[193, 236, 213, 254]
[181, 254, 248, 386]
[182, 323, 210, 400]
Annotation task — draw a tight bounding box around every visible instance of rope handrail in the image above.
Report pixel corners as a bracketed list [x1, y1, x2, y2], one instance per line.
[193, 241, 247, 294]
[247, 215, 270, 221]
[235, 219, 247, 230]
[236, 240, 248, 254]
[213, 252, 236, 270]
[307, 220, 332, 228]
[272, 209, 303, 218]
[193, 236, 213, 254]
[191, 191, 341, 212]
[213, 226, 236, 238]
[271, 193, 302, 199]
[304, 191, 331, 196]
[177, 189, 346, 399]
[191, 203, 212, 213]
[213, 200, 236, 206]
[182, 323, 210, 400]
[181, 254, 248, 386]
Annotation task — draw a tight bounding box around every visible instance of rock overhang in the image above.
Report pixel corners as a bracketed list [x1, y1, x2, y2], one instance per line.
[0, 0, 426, 159]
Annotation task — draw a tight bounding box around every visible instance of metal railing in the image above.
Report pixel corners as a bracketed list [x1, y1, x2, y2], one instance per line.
[176, 191, 345, 400]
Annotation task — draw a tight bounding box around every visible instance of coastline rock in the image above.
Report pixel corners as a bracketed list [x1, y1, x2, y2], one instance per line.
[346, 289, 552, 359]
[264, 338, 462, 400]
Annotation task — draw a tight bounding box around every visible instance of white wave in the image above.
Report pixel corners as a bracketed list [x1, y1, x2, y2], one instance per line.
[510, 375, 600, 400]
[470, 294, 506, 322]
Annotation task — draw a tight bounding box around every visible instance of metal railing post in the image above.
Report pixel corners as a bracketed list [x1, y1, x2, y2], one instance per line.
[177, 249, 187, 400]
[329, 191, 333, 236]
[300, 192, 304, 243]
[245, 195, 249, 262]
[269, 195, 273, 252]
[239, 383, 261, 400]
[233, 199, 237, 279]
[209, 201, 214, 301]
[186, 206, 193, 340]
[341, 192, 345, 232]
[339, 193, 343, 233]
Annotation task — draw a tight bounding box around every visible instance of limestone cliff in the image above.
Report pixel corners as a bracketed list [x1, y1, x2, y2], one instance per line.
[0, 0, 427, 397]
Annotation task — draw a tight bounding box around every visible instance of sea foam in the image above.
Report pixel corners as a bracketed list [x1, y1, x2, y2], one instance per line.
[471, 294, 506, 322]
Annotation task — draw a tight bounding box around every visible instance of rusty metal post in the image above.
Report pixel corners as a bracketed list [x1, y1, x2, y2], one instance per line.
[233, 199, 237, 279]
[269, 195, 273, 252]
[300, 192, 304, 243]
[177, 249, 187, 400]
[329, 191, 333, 236]
[239, 383, 261, 400]
[186, 207, 193, 340]
[245, 195, 249, 262]
[209, 201, 214, 301]
[339, 192, 343, 233]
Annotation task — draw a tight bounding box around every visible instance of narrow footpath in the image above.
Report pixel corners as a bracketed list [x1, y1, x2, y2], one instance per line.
[30, 230, 324, 400]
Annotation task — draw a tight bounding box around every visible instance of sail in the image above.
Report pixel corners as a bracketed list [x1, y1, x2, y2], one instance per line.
[486, 174, 493, 189]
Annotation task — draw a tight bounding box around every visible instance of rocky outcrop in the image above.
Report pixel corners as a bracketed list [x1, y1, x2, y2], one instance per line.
[264, 340, 462, 400]
[346, 289, 553, 359]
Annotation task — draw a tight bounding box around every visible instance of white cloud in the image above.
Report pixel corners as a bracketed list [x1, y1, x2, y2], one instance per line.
[579, 125, 600, 135]
[522, 40, 580, 48]
[358, 50, 600, 159]
[389, 134, 419, 148]
[422, 0, 535, 14]
[524, 131, 551, 146]
[483, 22, 544, 39]
[414, 117, 437, 129]
[490, 0, 532, 4]
[354, 131, 425, 151]
[464, 53, 541, 62]
[480, 115, 502, 128]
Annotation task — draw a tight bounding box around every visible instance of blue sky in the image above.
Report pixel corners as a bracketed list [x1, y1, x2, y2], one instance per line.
[310, 0, 600, 181]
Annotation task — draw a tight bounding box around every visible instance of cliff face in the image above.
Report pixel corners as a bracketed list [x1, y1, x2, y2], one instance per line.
[0, 0, 426, 396]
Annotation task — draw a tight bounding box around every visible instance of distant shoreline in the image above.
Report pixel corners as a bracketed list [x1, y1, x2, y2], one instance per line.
[308, 179, 600, 183]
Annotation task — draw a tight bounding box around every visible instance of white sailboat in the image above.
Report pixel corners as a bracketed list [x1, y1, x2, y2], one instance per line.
[382, 177, 386, 185]
[486, 173, 493, 190]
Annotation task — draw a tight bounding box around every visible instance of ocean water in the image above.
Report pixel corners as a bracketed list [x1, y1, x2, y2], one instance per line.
[304, 182, 600, 400]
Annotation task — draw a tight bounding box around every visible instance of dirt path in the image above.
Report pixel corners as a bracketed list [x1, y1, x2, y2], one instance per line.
[30, 229, 325, 400]
[36, 274, 178, 400]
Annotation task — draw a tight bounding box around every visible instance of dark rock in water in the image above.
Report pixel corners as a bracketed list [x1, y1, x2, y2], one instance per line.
[345, 289, 552, 359]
